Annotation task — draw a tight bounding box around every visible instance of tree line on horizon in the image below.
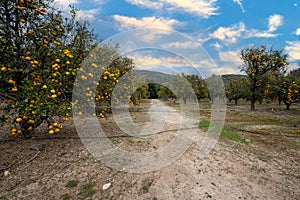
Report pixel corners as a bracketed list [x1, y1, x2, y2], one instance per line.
[150, 46, 300, 111]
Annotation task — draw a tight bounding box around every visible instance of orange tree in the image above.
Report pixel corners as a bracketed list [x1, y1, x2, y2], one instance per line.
[0, 1, 145, 137]
[278, 77, 300, 110]
[157, 85, 175, 99]
[265, 69, 300, 110]
[72, 43, 149, 119]
[225, 77, 250, 105]
[0, 0, 96, 137]
[94, 53, 136, 117]
[185, 74, 208, 101]
[240, 45, 289, 110]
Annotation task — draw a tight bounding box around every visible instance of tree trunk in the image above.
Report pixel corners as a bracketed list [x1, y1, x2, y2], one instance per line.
[250, 79, 256, 110]
[235, 98, 238, 105]
[286, 103, 290, 110]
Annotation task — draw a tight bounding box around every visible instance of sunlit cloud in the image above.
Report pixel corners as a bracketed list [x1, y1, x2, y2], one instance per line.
[210, 14, 284, 45]
[268, 14, 284, 32]
[126, 0, 218, 18]
[285, 41, 300, 61]
[53, 0, 79, 8]
[125, 0, 163, 9]
[210, 22, 246, 45]
[53, 0, 98, 22]
[295, 28, 300, 36]
[113, 15, 181, 31]
[129, 53, 187, 69]
[76, 9, 99, 22]
[211, 67, 239, 75]
[219, 50, 243, 65]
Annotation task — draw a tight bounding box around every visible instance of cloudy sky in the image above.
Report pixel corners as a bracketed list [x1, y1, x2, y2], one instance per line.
[54, 0, 300, 76]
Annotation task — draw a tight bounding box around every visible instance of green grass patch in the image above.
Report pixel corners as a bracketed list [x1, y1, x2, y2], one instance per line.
[199, 119, 246, 143]
[66, 179, 79, 188]
[199, 119, 210, 132]
[78, 182, 96, 199]
[220, 127, 245, 143]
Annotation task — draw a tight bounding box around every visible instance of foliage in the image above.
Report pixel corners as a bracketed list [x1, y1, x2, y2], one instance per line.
[148, 83, 160, 99]
[0, 0, 97, 137]
[130, 84, 150, 105]
[240, 45, 289, 110]
[225, 77, 250, 105]
[0, 0, 142, 137]
[172, 74, 196, 104]
[157, 85, 175, 99]
[265, 69, 300, 110]
[185, 74, 208, 100]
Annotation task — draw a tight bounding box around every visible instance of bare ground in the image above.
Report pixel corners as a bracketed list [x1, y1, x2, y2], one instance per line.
[0, 100, 299, 200]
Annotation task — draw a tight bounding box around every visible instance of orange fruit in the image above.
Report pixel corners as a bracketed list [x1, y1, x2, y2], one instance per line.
[16, 117, 22, 123]
[12, 87, 18, 92]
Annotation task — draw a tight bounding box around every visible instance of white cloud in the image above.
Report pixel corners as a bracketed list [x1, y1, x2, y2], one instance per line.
[128, 52, 217, 75]
[54, 0, 79, 7]
[113, 15, 181, 31]
[164, 0, 218, 18]
[219, 50, 243, 65]
[285, 41, 300, 61]
[211, 42, 222, 49]
[244, 30, 279, 38]
[53, 0, 98, 22]
[210, 22, 246, 45]
[268, 14, 284, 32]
[130, 54, 186, 68]
[295, 28, 300, 36]
[133, 55, 164, 67]
[76, 9, 99, 22]
[126, 0, 218, 18]
[210, 67, 238, 75]
[125, 0, 163, 9]
[233, 0, 245, 13]
[210, 14, 284, 45]
[162, 41, 201, 49]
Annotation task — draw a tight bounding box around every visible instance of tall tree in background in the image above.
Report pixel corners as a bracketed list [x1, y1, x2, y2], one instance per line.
[240, 45, 289, 110]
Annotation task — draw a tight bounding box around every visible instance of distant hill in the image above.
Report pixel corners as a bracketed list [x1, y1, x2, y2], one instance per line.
[221, 74, 247, 85]
[134, 70, 248, 86]
[135, 69, 175, 84]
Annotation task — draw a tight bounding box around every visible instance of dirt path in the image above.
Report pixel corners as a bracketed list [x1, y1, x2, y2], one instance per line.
[0, 99, 299, 199]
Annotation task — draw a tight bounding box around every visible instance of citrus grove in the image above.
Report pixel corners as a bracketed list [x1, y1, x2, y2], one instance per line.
[1, 1, 299, 138]
[0, 0, 143, 137]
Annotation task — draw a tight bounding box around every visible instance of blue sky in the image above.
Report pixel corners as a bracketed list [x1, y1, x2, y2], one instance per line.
[54, 0, 300, 76]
